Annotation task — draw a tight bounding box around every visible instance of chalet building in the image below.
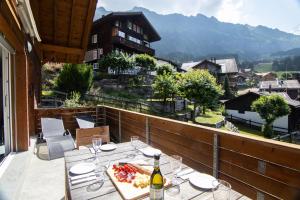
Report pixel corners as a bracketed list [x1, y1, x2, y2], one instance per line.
[255, 72, 277, 81]
[181, 58, 239, 85]
[225, 92, 300, 132]
[0, 0, 96, 159]
[259, 79, 300, 100]
[85, 12, 161, 68]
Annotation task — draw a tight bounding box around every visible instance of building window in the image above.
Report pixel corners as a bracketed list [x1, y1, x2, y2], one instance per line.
[143, 34, 148, 40]
[98, 48, 103, 57]
[118, 30, 125, 38]
[91, 34, 97, 44]
[127, 21, 132, 30]
[93, 63, 99, 70]
[137, 26, 141, 34]
[92, 50, 97, 60]
[133, 24, 137, 32]
[115, 20, 122, 27]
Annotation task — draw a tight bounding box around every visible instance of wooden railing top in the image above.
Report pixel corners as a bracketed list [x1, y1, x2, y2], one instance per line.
[102, 105, 300, 150]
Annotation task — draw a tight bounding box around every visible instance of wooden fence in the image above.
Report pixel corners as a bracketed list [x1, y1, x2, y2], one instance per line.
[104, 106, 300, 200]
[34, 107, 105, 134]
[34, 106, 300, 199]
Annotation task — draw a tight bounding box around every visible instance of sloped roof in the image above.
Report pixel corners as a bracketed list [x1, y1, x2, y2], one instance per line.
[94, 12, 161, 42]
[259, 80, 300, 90]
[216, 58, 238, 74]
[227, 91, 300, 108]
[181, 58, 238, 74]
[181, 61, 201, 71]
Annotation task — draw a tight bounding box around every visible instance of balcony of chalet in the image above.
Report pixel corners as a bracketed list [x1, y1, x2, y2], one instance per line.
[1, 105, 299, 199]
[112, 36, 155, 55]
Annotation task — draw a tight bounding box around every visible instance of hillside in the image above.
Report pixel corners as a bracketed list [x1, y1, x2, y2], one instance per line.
[95, 7, 300, 63]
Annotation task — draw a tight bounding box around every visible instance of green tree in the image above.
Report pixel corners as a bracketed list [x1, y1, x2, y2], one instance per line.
[179, 70, 222, 120]
[55, 63, 93, 95]
[223, 75, 234, 99]
[152, 73, 178, 112]
[99, 51, 133, 75]
[156, 63, 175, 76]
[251, 94, 290, 138]
[134, 54, 156, 74]
[280, 72, 293, 80]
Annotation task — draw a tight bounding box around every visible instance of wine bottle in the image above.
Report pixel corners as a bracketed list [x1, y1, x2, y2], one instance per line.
[150, 154, 164, 200]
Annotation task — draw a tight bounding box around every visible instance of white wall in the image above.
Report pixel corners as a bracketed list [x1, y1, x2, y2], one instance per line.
[226, 109, 289, 132]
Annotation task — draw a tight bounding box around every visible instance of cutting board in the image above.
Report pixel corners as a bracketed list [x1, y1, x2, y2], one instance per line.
[107, 164, 170, 200]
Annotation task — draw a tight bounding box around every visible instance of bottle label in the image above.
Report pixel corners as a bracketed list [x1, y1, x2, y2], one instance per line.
[150, 188, 164, 200]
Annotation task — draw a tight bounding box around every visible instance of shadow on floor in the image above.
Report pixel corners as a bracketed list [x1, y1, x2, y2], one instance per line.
[36, 143, 49, 160]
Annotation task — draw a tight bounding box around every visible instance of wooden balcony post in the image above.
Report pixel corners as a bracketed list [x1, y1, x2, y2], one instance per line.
[213, 133, 219, 178]
[118, 111, 122, 142]
[146, 117, 150, 144]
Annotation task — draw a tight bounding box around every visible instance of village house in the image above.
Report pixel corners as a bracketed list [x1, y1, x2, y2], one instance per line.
[225, 91, 300, 133]
[259, 79, 300, 100]
[181, 58, 239, 85]
[85, 12, 161, 69]
[255, 72, 277, 81]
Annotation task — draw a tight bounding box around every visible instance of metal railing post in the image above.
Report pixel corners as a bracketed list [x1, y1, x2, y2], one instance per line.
[103, 107, 106, 125]
[146, 117, 150, 144]
[118, 111, 122, 142]
[213, 133, 219, 178]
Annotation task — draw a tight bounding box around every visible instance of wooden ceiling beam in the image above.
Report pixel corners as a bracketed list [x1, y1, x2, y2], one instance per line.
[41, 43, 84, 55]
[53, 0, 57, 44]
[68, 0, 76, 45]
[81, 0, 97, 51]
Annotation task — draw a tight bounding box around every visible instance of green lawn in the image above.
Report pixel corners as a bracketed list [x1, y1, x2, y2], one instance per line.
[275, 71, 299, 78]
[222, 123, 264, 138]
[195, 110, 224, 125]
[253, 62, 273, 72]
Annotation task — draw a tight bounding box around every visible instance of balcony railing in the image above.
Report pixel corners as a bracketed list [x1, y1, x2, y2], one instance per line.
[34, 105, 300, 199]
[112, 36, 155, 55]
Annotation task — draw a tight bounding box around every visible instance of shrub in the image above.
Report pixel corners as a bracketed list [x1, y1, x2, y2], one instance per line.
[55, 63, 93, 95]
[64, 91, 82, 108]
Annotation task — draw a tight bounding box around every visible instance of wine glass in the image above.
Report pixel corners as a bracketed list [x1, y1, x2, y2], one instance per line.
[166, 155, 182, 196]
[92, 135, 102, 158]
[212, 180, 231, 200]
[127, 136, 139, 158]
[86, 166, 105, 192]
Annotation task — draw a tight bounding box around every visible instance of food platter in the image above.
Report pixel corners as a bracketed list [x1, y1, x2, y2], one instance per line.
[106, 163, 170, 200]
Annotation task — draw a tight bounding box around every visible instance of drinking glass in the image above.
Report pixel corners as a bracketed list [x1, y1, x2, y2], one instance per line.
[92, 135, 102, 158]
[212, 180, 231, 200]
[166, 155, 182, 196]
[86, 166, 105, 192]
[127, 136, 139, 158]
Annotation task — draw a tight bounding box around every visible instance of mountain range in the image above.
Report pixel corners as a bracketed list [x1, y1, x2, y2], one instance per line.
[95, 7, 300, 63]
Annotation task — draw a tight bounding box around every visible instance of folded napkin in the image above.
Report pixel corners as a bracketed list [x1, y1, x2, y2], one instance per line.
[71, 175, 96, 185]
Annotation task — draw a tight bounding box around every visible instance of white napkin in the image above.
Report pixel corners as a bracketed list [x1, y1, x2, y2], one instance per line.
[71, 176, 96, 185]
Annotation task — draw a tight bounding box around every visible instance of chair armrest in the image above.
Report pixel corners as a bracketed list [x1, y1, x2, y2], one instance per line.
[64, 129, 71, 136]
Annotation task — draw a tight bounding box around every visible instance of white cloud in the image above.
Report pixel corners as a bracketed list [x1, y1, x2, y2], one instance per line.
[215, 0, 246, 23]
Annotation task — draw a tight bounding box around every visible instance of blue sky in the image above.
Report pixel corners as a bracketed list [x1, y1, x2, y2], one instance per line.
[97, 0, 300, 35]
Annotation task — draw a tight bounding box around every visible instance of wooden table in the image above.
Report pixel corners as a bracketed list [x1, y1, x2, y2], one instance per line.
[64, 141, 249, 200]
